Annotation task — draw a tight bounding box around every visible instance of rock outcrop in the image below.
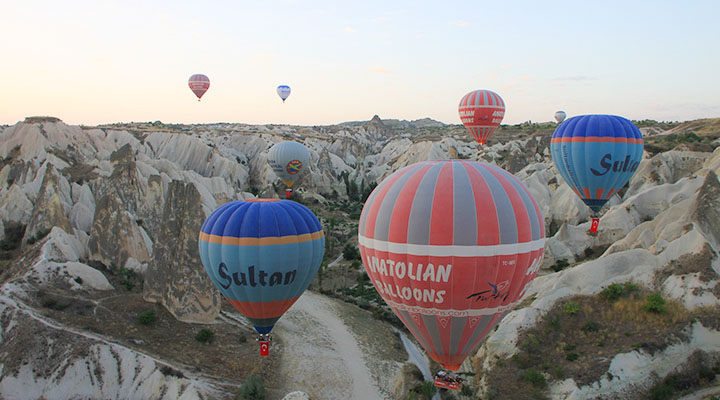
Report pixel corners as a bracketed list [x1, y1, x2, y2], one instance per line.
[143, 181, 221, 323]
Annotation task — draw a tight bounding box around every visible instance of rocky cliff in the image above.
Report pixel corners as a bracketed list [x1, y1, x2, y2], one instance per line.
[0, 115, 719, 399]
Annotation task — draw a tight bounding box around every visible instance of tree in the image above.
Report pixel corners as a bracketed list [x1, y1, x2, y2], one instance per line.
[236, 374, 266, 400]
[343, 243, 361, 261]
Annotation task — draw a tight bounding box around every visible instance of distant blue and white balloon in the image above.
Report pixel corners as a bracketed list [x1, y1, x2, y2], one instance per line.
[277, 85, 291, 102]
[550, 114, 644, 214]
[554, 111, 567, 124]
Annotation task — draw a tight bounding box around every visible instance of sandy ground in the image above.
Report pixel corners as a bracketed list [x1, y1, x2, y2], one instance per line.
[274, 291, 385, 400]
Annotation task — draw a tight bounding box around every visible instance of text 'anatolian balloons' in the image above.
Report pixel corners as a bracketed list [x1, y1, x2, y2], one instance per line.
[358, 160, 546, 371]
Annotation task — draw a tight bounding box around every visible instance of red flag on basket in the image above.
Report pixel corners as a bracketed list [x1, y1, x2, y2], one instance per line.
[260, 341, 270, 357]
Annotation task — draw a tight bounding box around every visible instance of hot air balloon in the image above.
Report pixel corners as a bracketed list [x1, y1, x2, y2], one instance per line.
[358, 160, 545, 377]
[554, 111, 567, 124]
[199, 199, 325, 355]
[268, 141, 310, 198]
[458, 90, 505, 145]
[277, 85, 291, 102]
[550, 114, 644, 233]
[188, 74, 210, 101]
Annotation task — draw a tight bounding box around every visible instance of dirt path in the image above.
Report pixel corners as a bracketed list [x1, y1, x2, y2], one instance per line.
[274, 291, 384, 400]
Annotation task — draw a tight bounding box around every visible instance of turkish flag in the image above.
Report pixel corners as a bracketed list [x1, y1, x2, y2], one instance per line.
[259, 341, 270, 357]
[590, 218, 600, 233]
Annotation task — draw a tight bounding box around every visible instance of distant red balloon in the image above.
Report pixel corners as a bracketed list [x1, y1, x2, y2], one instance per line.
[458, 90, 505, 145]
[359, 160, 545, 371]
[188, 74, 210, 101]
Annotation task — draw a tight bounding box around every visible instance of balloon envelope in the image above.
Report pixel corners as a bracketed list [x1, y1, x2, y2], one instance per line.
[358, 160, 545, 370]
[277, 85, 291, 102]
[458, 90, 505, 145]
[268, 141, 310, 189]
[188, 74, 210, 100]
[550, 114, 644, 213]
[199, 199, 325, 334]
[554, 111, 567, 123]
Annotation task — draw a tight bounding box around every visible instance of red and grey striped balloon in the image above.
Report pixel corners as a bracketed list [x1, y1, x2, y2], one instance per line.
[188, 74, 210, 101]
[358, 160, 545, 370]
[458, 89, 505, 145]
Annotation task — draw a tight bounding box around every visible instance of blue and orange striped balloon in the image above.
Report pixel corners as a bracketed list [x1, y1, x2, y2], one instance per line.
[550, 114, 644, 213]
[198, 199, 324, 334]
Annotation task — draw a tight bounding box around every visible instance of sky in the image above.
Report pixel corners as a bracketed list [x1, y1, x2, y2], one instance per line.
[1, 0, 719, 126]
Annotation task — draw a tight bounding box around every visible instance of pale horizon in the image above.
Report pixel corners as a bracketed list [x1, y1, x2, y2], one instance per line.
[2, 1, 719, 127]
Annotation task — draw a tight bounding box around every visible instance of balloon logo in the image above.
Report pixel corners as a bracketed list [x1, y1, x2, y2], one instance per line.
[268, 141, 310, 189]
[199, 199, 325, 334]
[550, 114, 644, 231]
[286, 160, 303, 175]
[358, 160, 545, 371]
[554, 111, 567, 124]
[188, 74, 210, 101]
[458, 90, 505, 145]
[277, 85, 291, 102]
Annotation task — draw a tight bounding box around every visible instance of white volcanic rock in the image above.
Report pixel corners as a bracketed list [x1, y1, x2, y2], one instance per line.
[626, 149, 710, 198]
[0, 299, 213, 400]
[0, 185, 33, 225]
[548, 322, 720, 399]
[282, 391, 311, 400]
[143, 132, 247, 184]
[41, 227, 86, 263]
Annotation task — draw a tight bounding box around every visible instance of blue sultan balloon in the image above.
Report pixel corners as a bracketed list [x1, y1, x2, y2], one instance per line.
[550, 115, 644, 230]
[198, 199, 324, 334]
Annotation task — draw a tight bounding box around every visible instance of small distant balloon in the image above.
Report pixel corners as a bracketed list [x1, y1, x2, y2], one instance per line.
[554, 111, 567, 123]
[277, 85, 291, 102]
[458, 90, 505, 145]
[188, 74, 210, 101]
[268, 141, 310, 198]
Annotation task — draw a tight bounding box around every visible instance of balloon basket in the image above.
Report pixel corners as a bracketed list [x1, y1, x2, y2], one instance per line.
[434, 371, 463, 390]
[285, 189, 292, 199]
[256, 334, 272, 357]
[590, 218, 600, 234]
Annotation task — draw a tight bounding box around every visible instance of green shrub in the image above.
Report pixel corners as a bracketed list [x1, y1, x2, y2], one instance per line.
[563, 301, 580, 315]
[138, 310, 156, 325]
[523, 368, 547, 388]
[649, 383, 674, 400]
[236, 374, 266, 400]
[552, 259, 570, 272]
[581, 321, 601, 333]
[195, 328, 214, 343]
[461, 384, 474, 396]
[600, 283, 625, 301]
[644, 294, 667, 313]
[566, 353, 579, 361]
[417, 381, 436, 398]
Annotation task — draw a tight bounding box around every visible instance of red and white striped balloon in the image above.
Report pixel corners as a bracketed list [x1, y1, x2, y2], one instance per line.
[188, 74, 210, 101]
[358, 160, 545, 371]
[458, 90, 505, 145]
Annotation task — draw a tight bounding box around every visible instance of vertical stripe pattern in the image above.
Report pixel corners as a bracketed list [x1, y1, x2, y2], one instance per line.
[188, 74, 210, 100]
[358, 160, 545, 370]
[458, 90, 506, 145]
